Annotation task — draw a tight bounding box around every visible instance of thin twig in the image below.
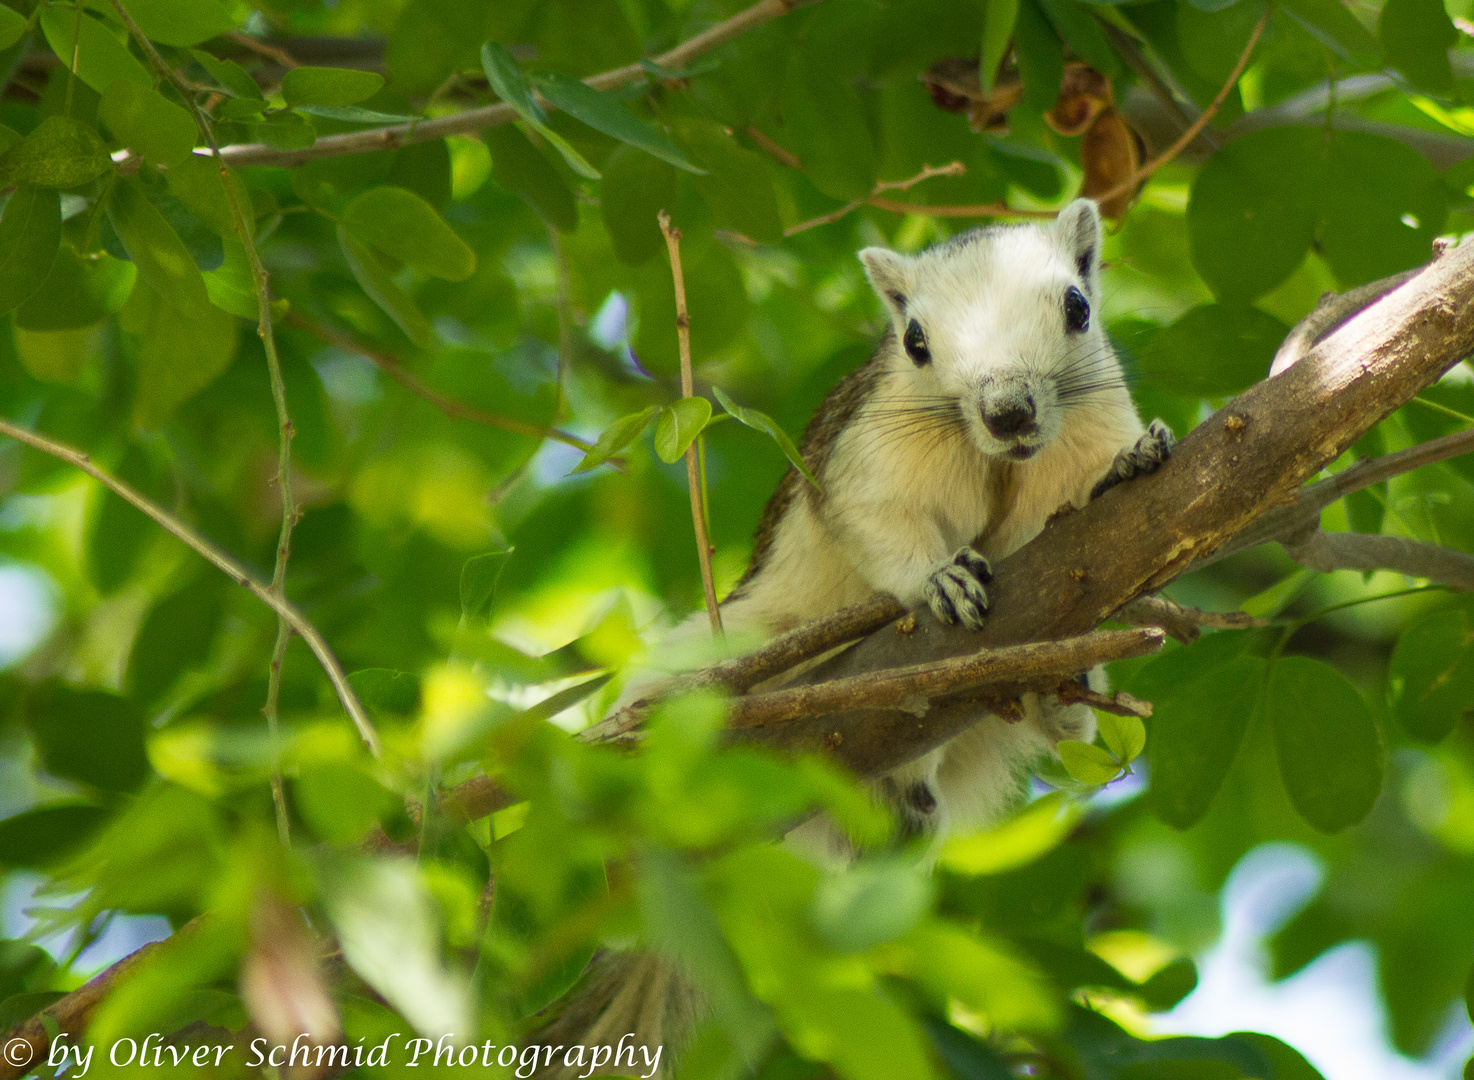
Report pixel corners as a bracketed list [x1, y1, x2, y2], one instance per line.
[864, 196, 1056, 220]
[659, 210, 723, 637]
[1093, 5, 1270, 209]
[1114, 594, 1268, 642]
[728, 628, 1164, 728]
[1282, 528, 1474, 590]
[225, 32, 302, 69]
[109, 0, 317, 833]
[147, 0, 809, 170]
[582, 594, 908, 741]
[785, 161, 971, 236]
[285, 313, 598, 454]
[1098, 19, 1215, 152]
[0, 419, 380, 755]
[744, 124, 801, 168]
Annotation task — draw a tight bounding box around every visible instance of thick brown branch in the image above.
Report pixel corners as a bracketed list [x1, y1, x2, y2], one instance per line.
[732, 239, 1474, 778]
[726, 628, 1164, 728]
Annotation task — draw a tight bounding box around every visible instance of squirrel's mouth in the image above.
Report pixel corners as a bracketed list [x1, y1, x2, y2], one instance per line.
[1005, 442, 1041, 461]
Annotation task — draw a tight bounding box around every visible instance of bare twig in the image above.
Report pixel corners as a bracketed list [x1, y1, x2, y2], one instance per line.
[658, 211, 723, 637]
[1055, 680, 1153, 719]
[727, 628, 1164, 728]
[110, 0, 310, 837]
[285, 313, 598, 454]
[744, 124, 801, 168]
[581, 594, 908, 740]
[863, 196, 1056, 220]
[225, 32, 302, 69]
[0, 419, 379, 754]
[1093, 5, 1270, 210]
[785, 162, 970, 236]
[165, 0, 808, 170]
[1114, 594, 1268, 642]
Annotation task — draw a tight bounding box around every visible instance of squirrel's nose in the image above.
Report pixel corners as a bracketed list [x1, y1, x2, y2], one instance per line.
[983, 396, 1037, 439]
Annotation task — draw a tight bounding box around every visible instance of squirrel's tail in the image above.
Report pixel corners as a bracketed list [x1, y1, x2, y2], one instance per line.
[526, 950, 700, 1079]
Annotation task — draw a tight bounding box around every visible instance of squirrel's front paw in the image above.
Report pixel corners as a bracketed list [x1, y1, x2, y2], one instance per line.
[924, 547, 992, 630]
[1091, 418, 1176, 499]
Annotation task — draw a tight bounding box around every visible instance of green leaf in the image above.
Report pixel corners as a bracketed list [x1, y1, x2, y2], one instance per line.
[1267, 656, 1383, 833]
[1141, 304, 1288, 398]
[125, 579, 227, 703]
[1279, 0, 1381, 67]
[0, 185, 61, 315]
[533, 71, 703, 173]
[295, 764, 398, 845]
[106, 177, 210, 315]
[1036, 0, 1122, 80]
[348, 669, 422, 717]
[122, 281, 238, 428]
[479, 42, 599, 180]
[1388, 609, 1474, 743]
[86, 445, 162, 593]
[485, 124, 577, 232]
[981, 0, 1020, 94]
[39, 7, 151, 95]
[338, 224, 433, 348]
[119, 0, 237, 47]
[783, 51, 876, 201]
[1138, 958, 1199, 1011]
[1319, 131, 1446, 287]
[600, 142, 676, 263]
[190, 48, 262, 99]
[282, 66, 386, 108]
[1097, 711, 1146, 764]
[480, 41, 546, 125]
[813, 859, 932, 953]
[15, 246, 134, 330]
[713, 387, 821, 492]
[571, 405, 658, 473]
[653, 396, 712, 463]
[0, 5, 27, 50]
[0, 804, 109, 868]
[939, 792, 1083, 876]
[14, 324, 101, 386]
[925, 1016, 1015, 1080]
[203, 239, 284, 320]
[1188, 127, 1322, 304]
[99, 80, 197, 167]
[341, 185, 476, 281]
[1380, 0, 1458, 94]
[1148, 655, 1265, 829]
[248, 109, 317, 150]
[1058, 739, 1122, 785]
[1015, 0, 1064, 110]
[460, 548, 513, 620]
[164, 156, 251, 239]
[0, 116, 113, 188]
[676, 118, 783, 245]
[24, 684, 150, 792]
[294, 104, 423, 124]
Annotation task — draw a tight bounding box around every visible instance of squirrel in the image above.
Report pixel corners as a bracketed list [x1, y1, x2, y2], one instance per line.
[530, 197, 1174, 1075]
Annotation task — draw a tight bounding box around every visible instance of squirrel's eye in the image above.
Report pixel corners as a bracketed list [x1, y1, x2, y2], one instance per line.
[1063, 286, 1090, 333]
[904, 319, 931, 365]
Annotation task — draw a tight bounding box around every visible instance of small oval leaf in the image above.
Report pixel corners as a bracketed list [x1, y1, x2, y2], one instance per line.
[653, 396, 712, 463]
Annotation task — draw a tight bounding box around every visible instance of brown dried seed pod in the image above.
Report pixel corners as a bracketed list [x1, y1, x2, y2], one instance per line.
[1045, 62, 1114, 136]
[1081, 106, 1148, 218]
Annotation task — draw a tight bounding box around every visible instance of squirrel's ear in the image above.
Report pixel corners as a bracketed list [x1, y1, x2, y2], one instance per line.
[1054, 198, 1102, 295]
[859, 247, 913, 322]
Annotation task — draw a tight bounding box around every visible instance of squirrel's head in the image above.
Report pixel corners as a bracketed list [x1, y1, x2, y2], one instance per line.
[859, 198, 1111, 462]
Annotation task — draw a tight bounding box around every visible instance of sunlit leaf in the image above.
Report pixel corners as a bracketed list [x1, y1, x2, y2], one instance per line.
[342, 185, 476, 281]
[39, 7, 151, 94]
[338, 224, 434, 347]
[570, 405, 658, 473]
[1097, 711, 1146, 764]
[654, 396, 712, 463]
[99, 80, 197, 167]
[1058, 739, 1122, 786]
[0, 116, 112, 188]
[107, 177, 210, 315]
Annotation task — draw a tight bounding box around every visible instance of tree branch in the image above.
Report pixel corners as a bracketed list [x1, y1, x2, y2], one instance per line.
[726, 628, 1164, 728]
[171, 0, 807, 170]
[730, 237, 1474, 779]
[1280, 528, 1474, 590]
[0, 419, 380, 756]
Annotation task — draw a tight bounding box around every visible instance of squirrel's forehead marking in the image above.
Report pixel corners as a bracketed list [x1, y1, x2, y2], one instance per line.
[909, 225, 1077, 314]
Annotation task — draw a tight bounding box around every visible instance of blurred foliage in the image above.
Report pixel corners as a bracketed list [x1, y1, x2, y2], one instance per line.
[0, 0, 1472, 1076]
